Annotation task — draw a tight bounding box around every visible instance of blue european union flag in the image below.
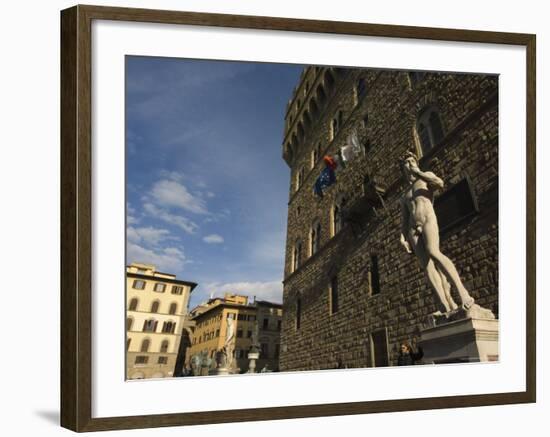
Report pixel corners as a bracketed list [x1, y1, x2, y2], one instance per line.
[313, 167, 336, 198]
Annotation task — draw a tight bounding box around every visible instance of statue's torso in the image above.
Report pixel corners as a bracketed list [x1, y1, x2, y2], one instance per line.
[404, 178, 436, 227]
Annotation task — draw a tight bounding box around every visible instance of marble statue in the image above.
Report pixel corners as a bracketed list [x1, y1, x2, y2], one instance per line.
[216, 317, 235, 370]
[399, 151, 475, 314]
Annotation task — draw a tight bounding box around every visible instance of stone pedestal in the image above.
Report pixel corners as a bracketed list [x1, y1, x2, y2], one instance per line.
[209, 367, 232, 376]
[419, 317, 499, 364]
[247, 351, 260, 373]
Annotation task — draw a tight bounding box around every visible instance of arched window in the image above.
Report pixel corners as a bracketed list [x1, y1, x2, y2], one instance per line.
[310, 220, 321, 256]
[142, 319, 157, 332]
[160, 339, 169, 353]
[169, 302, 177, 315]
[292, 240, 303, 272]
[331, 110, 343, 140]
[126, 317, 133, 331]
[128, 298, 138, 311]
[150, 300, 160, 313]
[140, 338, 150, 353]
[297, 122, 305, 142]
[296, 296, 302, 330]
[295, 167, 304, 192]
[324, 70, 335, 92]
[309, 99, 319, 120]
[408, 71, 426, 87]
[416, 106, 445, 156]
[356, 78, 367, 102]
[303, 111, 311, 132]
[332, 195, 347, 236]
[162, 321, 176, 333]
[316, 84, 326, 105]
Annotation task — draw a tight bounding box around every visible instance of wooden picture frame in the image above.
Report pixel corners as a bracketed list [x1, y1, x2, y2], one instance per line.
[60, 4, 536, 432]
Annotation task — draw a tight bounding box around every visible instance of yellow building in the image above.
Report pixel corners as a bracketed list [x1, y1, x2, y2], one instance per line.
[187, 293, 282, 373]
[126, 263, 197, 379]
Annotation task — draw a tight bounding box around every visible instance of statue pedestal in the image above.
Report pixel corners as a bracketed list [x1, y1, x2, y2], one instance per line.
[247, 351, 260, 373]
[209, 367, 234, 376]
[419, 316, 499, 364]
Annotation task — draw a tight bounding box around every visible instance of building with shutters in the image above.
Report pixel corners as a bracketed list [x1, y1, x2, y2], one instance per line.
[126, 263, 197, 379]
[187, 293, 282, 373]
[279, 66, 499, 370]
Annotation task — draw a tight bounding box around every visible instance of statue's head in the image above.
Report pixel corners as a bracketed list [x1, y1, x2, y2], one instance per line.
[399, 150, 419, 182]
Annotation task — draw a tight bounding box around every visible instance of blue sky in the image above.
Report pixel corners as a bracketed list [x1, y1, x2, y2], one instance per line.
[126, 56, 303, 308]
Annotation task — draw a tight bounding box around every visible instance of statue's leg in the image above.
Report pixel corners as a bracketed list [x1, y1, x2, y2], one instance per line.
[438, 266, 458, 310]
[422, 218, 474, 309]
[413, 235, 452, 313]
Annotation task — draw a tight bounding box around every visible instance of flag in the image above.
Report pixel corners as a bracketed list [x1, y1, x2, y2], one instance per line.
[313, 166, 336, 197]
[340, 130, 364, 165]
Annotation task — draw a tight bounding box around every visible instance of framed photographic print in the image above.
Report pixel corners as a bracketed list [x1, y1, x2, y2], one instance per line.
[60, 4, 536, 432]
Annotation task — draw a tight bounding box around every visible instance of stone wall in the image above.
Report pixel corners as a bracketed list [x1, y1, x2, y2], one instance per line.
[280, 67, 498, 371]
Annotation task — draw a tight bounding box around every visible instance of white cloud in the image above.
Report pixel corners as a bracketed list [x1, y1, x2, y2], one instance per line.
[127, 226, 173, 246]
[127, 202, 140, 225]
[202, 234, 224, 244]
[150, 179, 207, 214]
[201, 280, 283, 304]
[127, 242, 188, 273]
[142, 202, 198, 234]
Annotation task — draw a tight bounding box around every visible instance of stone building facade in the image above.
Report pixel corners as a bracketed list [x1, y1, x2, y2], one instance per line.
[279, 67, 498, 371]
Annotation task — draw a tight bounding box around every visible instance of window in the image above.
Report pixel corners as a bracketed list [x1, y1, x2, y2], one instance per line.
[434, 178, 479, 233]
[324, 70, 335, 92]
[126, 317, 133, 331]
[332, 196, 347, 236]
[150, 300, 160, 313]
[316, 84, 326, 105]
[160, 339, 169, 353]
[408, 71, 426, 87]
[142, 319, 157, 332]
[135, 356, 148, 364]
[274, 344, 280, 359]
[311, 148, 318, 169]
[169, 302, 177, 315]
[331, 110, 343, 140]
[295, 167, 304, 191]
[370, 329, 389, 367]
[362, 113, 369, 129]
[216, 329, 220, 337]
[237, 314, 247, 321]
[261, 343, 269, 358]
[162, 321, 176, 333]
[132, 280, 145, 290]
[277, 320, 282, 331]
[355, 78, 367, 102]
[370, 255, 381, 295]
[296, 297, 302, 330]
[310, 220, 321, 256]
[128, 298, 138, 311]
[247, 330, 252, 338]
[171, 285, 183, 295]
[292, 240, 303, 272]
[237, 330, 243, 338]
[309, 99, 319, 120]
[157, 356, 168, 364]
[153, 283, 166, 293]
[263, 318, 269, 329]
[416, 106, 445, 156]
[330, 276, 339, 314]
[140, 338, 150, 352]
